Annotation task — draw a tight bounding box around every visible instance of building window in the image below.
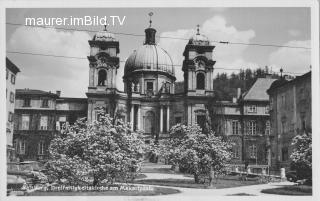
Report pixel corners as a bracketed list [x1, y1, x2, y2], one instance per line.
[233, 146, 240, 158]
[8, 112, 13, 122]
[17, 140, 26, 155]
[56, 116, 67, 130]
[38, 141, 45, 155]
[249, 145, 257, 159]
[11, 74, 16, 84]
[98, 69, 107, 86]
[40, 116, 48, 130]
[175, 116, 182, 124]
[282, 147, 288, 161]
[247, 121, 256, 135]
[265, 105, 269, 114]
[10, 92, 14, 103]
[196, 73, 205, 90]
[21, 115, 30, 130]
[42, 99, 49, 107]
[265, 120, 271, 135]
[6, 69, 9, 80]
[146, 81, 154, 95]
[248, 105, 257, 113]
[232, 120, 240, 135]
[23, 98, 31, 107]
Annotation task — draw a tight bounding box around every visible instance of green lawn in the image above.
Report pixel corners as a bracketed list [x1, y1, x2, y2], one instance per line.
[261, 185, 312, 196]
[135, 175, 266, 189]
[26, 184, 180, 196]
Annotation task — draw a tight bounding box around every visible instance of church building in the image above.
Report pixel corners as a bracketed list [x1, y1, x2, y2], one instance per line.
[86, 20, 216, 140]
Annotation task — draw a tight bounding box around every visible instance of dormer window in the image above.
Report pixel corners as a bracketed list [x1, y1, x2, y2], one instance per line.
[248, 105, 257, 113]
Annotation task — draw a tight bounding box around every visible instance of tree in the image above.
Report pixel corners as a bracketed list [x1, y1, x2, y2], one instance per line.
[46, 109, 146, 186]
[290, 133, 312, 184]
[164, 124, 233, 184]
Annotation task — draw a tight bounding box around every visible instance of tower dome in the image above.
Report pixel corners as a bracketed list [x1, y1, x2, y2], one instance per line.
[92, 26, 117, 42]
[188, 25, 210, 46]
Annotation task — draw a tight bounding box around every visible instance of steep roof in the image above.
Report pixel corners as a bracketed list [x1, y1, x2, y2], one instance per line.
[243, 78, 277, 101]
[6, 57, 21, 74]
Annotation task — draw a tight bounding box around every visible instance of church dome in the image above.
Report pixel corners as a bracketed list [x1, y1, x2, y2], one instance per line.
[92, 28, 116, 42]
[124, 44, 174, 76]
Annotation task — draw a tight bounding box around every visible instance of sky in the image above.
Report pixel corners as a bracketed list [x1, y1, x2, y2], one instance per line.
[6, 8, 311, 98]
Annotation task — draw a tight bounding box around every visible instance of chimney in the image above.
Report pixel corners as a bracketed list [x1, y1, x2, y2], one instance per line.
[237, 88, 241, 99]
[56, 90, 61, 97]
[232, 97, 237, 103]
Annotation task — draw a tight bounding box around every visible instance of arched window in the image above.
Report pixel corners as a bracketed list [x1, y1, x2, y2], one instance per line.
[98, 69, 107, 86]
[196, 73, 205, 89]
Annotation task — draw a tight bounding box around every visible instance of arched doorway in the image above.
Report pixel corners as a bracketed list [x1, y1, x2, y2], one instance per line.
[144, 111, 155, 135]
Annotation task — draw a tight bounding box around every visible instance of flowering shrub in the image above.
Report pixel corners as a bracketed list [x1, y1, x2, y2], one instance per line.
[290, 133, 312, 184]
[46, 109, 146, 186]
[164, 124, 233, 183]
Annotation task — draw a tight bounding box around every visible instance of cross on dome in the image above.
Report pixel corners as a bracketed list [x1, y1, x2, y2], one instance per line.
[148, 12, 153, 27]
[196, 24, 200, 35]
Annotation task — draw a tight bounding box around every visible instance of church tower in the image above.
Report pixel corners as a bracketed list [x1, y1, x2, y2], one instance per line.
[182, 25, 215, 96]
[86, 27, 120, 122]
[87, 26, 120, 91]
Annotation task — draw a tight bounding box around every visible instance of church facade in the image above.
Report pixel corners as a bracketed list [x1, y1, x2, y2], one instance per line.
[86, 23, 216, 140]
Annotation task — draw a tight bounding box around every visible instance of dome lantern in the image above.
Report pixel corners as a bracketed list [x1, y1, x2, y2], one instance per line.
[144, 12, 156, 45]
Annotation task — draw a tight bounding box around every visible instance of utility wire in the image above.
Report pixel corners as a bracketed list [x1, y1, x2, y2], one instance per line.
[6, 50, 305, 75]
[6, 22, 311, 50]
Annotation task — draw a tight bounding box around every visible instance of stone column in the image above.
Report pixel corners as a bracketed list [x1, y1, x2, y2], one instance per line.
[93, 68, 97, 86]
[192, 71, 196, 90]
[167, 106, 170, 132]
[188, 71, 192, 90]
[141, 76, 144, 94]
[137, 105, 141, 130]
[112, 68, 116, 88]
[131, 105, 134, 130]
[160, 106, 163, 133]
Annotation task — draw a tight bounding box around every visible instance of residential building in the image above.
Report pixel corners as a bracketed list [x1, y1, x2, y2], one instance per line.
[13, 89, 87, 161]
[6, 57, 20, 162]
[267, 72, 311, 170]
[211, 77, 276, 166]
